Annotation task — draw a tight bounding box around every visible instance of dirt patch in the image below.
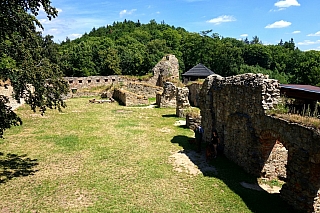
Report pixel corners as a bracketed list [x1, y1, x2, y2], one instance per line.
[169, 149, 217, 176]
[169, 150, 281, 194]
[158, 127, 172, 133]
[174, 120, 186, 126]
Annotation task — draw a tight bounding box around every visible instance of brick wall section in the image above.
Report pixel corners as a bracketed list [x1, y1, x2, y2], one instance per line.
[198, 73, 320, 213]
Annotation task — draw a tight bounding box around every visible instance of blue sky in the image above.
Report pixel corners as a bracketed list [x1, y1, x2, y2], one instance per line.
[38, 0, 320, 51]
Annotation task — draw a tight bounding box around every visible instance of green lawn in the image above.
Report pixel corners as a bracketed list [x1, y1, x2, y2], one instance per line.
[0, 97, 299, 212]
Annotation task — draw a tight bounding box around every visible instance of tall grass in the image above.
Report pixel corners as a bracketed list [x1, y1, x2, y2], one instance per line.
[0, 97, 300, 212]
[267, 98, 320, 129]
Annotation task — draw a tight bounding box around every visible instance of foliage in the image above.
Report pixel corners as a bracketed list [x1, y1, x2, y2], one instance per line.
[266, 97, 289, 115]
[185, 107, 201, 118]
[238, 64, 290, 84]
[57, 19, 320, 89]
[267, 97, 320, 130]
[0, 0, 69, 137]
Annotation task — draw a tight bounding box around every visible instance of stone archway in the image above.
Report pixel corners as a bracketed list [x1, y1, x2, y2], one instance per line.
[259, 130, 287, 181]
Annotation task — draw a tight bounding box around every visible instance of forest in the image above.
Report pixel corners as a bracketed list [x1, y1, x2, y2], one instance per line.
[57, 19, 320, 86]
[3, 19, 320, 86]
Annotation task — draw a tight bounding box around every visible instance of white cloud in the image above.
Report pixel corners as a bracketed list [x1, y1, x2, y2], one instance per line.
[307, 31, 320, 36]
[240, 34, 248, 37]
[47, 28, 59, 33]
[292, 30, 301, 34]
[265, 20, 291, 28]
[270, 8, 285, 12]
[68, 33, 83, 39]
[297, 40, 320, 45]
[206, 15, 236, 25]
[274, 0, 300, 8]
[119, 9, 137, 17]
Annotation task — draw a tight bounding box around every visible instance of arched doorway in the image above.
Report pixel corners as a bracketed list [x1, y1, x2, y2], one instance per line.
[259, 130, 287, 183]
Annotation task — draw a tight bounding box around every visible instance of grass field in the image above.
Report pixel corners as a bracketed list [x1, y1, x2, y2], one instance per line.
[0, 97, 300, 213]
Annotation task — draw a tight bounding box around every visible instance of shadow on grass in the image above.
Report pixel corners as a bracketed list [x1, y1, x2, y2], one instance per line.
[177, 125, 189, 129]
[0, 152, 38, 184]
[171, 135, 302, 213]
[162, 114, 177, 118]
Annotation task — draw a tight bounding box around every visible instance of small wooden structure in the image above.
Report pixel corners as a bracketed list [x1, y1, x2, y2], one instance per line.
[280, 84, 320, 101]
[280, 84, 320, 113]
[182, 63, 215, 83]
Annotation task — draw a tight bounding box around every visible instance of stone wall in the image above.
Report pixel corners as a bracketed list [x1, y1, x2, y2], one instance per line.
[64, 76, 162, 103]
[186, 115, 201, 130]
[157, 82, 177, 108]
[199, 73, 320, 213]
[186, 82, 202, 107]
[176, 87, 190, 117]
[0, 84, 14, 98]
[126, 82, 163, 98]
[0, 84, 26, 110]
[64, 75, 123, 90]
[113, 88, 149, 107]
[147, 54, 179, 87]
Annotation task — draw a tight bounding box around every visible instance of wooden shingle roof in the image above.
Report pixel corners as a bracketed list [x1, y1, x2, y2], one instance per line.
[182, 63, 215, 77]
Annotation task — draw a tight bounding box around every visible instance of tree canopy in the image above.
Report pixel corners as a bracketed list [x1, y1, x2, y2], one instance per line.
[57, 20, 320, 88]
[0, 0, 69, 138]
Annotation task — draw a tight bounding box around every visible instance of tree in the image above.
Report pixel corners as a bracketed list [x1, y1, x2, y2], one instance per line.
[243, 44, 271, 69]
[0, 1, 69, 138]
[250, 36, 262, 44]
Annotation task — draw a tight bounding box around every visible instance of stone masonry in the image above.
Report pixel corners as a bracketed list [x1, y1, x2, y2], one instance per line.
[198, 73, 320, 213]
[126, 82, 163, 98]
[147, 54, 179, 87]
[113, 88, 149, 107]
[176, 87, 190, 117]
[186, 82, 202, 107]
[157, 82, 177, 108]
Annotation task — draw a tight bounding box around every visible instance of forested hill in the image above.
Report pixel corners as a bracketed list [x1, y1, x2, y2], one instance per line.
[57, 19, 320, 86]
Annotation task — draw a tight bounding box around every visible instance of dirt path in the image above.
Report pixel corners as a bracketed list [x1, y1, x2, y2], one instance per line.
[169, 149, 217, 176]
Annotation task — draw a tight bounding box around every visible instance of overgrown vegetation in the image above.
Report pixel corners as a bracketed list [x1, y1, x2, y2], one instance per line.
[0, 97, 299, 212]
[267, 97, 320, 129]
[185, 107, 201, 118]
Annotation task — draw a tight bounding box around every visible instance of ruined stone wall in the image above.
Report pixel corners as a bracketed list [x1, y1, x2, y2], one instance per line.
[64, 75, 123, 90]
[113, 89, 149, 107]
[157, 82, 177, 108]
[0, 84, 26, 110]
[186, 83, 202, 107]
[199, 73, 320, 213]
[147, 54, 179, 87]
[176, 87, 190, 117]
[0, 85, 14, 98]
[126, 82, 163, 98]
